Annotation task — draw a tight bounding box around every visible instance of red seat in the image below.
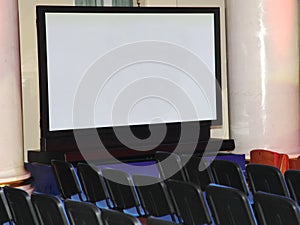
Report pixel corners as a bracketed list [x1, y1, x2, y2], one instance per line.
[250, 149, 289, 174]
[289, 156, 300, 170]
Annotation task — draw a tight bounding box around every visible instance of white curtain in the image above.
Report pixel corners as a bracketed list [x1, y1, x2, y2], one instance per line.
[75, 0, 133, 6]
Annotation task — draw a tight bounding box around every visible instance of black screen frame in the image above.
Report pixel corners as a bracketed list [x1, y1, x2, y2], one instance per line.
[36, 6, 222, 152]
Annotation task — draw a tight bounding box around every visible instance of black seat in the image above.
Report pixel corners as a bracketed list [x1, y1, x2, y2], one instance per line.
[254, 191, 300, 225]
[166, 180, 212, 225]
[154, 151, 187, 182]
[64, 199, 102, 225]
[206, 184, 257, 225]
[181, 155, 215, 191]
[31, 192, 69, 225]
[246, 164, 289, 196]
[285, 170, 300, 205]
[101, 208, 141, 225]
[132, 174, 176, 221]
[4, 186, 39, 225]
[76, 162, 111, 207]
[210, 160, 249, 195]
[0, 187, 13, 225]
[147, 217, 180, 225]
[102, 168, 144, 216]
[51, 160, 84, 200]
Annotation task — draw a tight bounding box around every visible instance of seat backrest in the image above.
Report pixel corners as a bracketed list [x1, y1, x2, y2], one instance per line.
[250, 149, 289, 174]
[147, 217, 180, 225]
[51, 160, 83, 200]
[289, 157, 300, 170]
[132, 175, 176, 220]
[154, 151, 187, 182]
[31, 192, 69, 225]
[181, 155, 215, 191]
[285, 170, 300, 205]
[77, 162, 110, 204]
[254, 191, 300, 225]
[0, 188, 13, 224]
[102, 168, 142, 215]
[101, 209, 141, 225]
[210, 160, 249, 195]
[166, 180, 212, 225]
[206, 184, 257, 225]
[4, 186, 39, 225]
[246, 164, 290, 196]
[64, 200, 102, 225]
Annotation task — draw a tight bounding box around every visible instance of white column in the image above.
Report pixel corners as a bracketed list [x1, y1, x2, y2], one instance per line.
[0, 0, 31, 189]
[227, 0, 300, 156]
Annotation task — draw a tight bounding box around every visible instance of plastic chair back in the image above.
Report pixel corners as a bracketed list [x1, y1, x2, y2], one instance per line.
[246, 164, 289, 196]
[155, 151, 187, 181]
[0, 188, 13, 224]
[147, 217, 180, 225]
[181, 155, 215, 191]
[254, 191, 300, 225]
[4, 186, 39, 225]
[285, 170, 300, 205]
[289, 157, 300, 170]
[31, 192, 69, 225]
[51, 160, 83, 200]
[77, 162, 110, 205]
[250, 149, 289, 174]
[132, 175, 176, 220]
[101, 208, 141, 225]
[166, 180, 212, 225]
[206, 184, 257, 225]
[102, 168, 143, 216]
[210, 160, 249, 195]
[65, 200, 102, 225]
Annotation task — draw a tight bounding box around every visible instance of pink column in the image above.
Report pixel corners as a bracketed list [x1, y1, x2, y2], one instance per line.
[227, 0, 300, 156]
[0, 0, 32, 191]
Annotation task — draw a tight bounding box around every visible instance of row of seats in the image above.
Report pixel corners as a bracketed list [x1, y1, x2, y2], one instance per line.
[0, 185, 180, 225]
[250, 149, 300, 173]
[3, 180, 300, 225]
[50, 154, 300, 225]
[155, 151, 300, 205]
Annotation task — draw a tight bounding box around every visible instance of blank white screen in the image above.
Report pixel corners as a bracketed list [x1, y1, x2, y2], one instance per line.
[45, 12, 217, 131]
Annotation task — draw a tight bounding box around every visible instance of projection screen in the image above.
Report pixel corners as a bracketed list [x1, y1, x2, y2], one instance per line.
[37, 6, 221, 138]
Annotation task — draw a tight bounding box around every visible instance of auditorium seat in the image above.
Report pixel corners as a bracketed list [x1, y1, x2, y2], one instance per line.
[76, 162, 112, 208]
[289, 157, 300, 170]
[147, 217, 181, 225]
[101, 208, 141, 225]
[4, 186, 39, 225]
[206, 184, 257, 225]
[285, 170, 300, 205]
[254, 191, 300, 225]
[102, 168, 144, 216]
[166, 180, 212, 225]
[246, 164, 290, 197]
[0, 188, 13, 225]
[154, 151, 187, 182]
[180, 155, 215, 191]
[132, 174, 177, 222]
[210, 160, 250, 195]
[250, 149, 289, 174]
[31, 192, 69, 225]
[51, 160, 84, 201]
[65, 199, 102, 225]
